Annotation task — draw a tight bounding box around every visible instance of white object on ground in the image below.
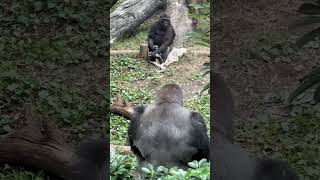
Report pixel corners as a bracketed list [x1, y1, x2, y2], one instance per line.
[149, 47, 188, 70]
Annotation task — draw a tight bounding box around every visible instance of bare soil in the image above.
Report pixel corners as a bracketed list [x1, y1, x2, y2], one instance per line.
[214, 0, 320, 123]
[112, 48, 210, 100]
[158, 51, 210, 99]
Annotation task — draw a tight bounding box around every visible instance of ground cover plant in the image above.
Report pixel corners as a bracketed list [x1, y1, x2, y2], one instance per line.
[0, 0, 107, 178]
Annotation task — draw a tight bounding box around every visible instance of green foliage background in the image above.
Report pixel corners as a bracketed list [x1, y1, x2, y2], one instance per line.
[0, 0, 108, 178]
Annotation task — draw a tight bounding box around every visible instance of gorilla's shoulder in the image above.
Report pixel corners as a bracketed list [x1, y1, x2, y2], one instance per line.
[133, 105, 145, 114]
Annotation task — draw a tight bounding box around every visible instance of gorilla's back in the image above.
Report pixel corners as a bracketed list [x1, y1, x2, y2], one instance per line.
[134, 103, 197, 167]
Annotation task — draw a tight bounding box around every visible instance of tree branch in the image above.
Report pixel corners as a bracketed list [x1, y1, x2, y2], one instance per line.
[110, 96, 134, 120]
[0, 103, 107, 180]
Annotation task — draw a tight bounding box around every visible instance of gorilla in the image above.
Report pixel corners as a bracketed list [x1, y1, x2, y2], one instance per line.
[70, 135, 108, 180]
[147, 14, 176, 64]
[211, 72, 299, 180]
[128, 84, 209, 169]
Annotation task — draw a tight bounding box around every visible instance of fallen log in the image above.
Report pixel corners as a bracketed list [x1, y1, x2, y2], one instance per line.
[0, 103, 107, 180]
[110, 97, 135, 156]
[110, 96, 134, 120]
[111, 144, 132, 155]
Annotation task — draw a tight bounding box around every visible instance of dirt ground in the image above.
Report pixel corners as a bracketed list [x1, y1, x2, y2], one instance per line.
[213, 0, 320, 123]
[154, 50, 210, 99]
[114, 49, 210, 100]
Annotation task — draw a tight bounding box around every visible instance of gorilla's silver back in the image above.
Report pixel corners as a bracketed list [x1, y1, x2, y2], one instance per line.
[134, 102, 196, 167]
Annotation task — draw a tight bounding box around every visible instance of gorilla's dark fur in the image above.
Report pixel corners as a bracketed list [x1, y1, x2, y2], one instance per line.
[148, 14, 176, 64]
[128, 84, 209, 169]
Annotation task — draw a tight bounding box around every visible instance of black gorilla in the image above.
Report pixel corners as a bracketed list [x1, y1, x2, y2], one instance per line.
[128, 84, 209, 169]
[148, 14, 176, 64]
[212, 73, 299, 180]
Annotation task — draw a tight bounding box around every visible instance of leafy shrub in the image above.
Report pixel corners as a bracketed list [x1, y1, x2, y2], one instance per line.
[187, 3, 210, 93]
[111, 153, 210, 180]
[288, 66, 320, 103]
[110, 153, 136, 180]
[201, 62, 210, 94]
[292, 1, 320, 47]
[187, 2, 210, 47]
[141, 159, 210, 180]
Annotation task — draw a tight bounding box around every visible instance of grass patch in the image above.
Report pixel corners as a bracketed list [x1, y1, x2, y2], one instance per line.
[235, 114, 320, 180]
[0, 164, 48, 180]
[185, 16, 210, 48]
[186, 95, 210, 128]
[111, 55, 210, 144]
[0, 0, 107, 178]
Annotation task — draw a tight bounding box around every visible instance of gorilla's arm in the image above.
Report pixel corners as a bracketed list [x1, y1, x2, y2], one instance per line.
[157, 26, 175, 54]
[148, 24, 158, 51]
[189, 112, 210, 161]
[128, 106, 146, 162]
[148, 39, 155, 50]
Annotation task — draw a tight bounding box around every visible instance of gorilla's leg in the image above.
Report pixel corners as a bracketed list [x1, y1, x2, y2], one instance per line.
[148, 53, 157, 62]
[149, 55, 156, 62]
[161, 48, 170, 63]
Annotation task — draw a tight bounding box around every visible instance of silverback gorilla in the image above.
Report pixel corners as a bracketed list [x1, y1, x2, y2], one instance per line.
[128, 84, 209, 169]
[148, 14, 176, 64]
[212, 72, 299, 180]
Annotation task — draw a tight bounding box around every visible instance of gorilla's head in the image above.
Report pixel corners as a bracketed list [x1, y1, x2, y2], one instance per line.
[155, 84, 183, 106]
[159, 14, 171, 29]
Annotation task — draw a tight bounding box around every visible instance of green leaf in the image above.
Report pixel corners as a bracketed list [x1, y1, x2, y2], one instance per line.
[156, 166, 168, 173]
[17, 15, 28, 24]
[2, 125, 12, 133]
[300, 66, 320, 82]
[61, 108, 71, 123]
[296, 27, 320, 47]
[297, 3, 320, 15]
[290, 16, 320, 29]
[33, 1, 43, 11]
[187, 161, 199, 169]
[7, 83, 19, 91]
[314, 84, 320, 102]
[38, 90, 49, 99]
[198, 159, 207, 167]
[141, 167, 151, 174]
[47, 1, 56, 9]
[202, 70, 210, 78]
[200, 83, 210, 94]
[288, 71, 320, 103]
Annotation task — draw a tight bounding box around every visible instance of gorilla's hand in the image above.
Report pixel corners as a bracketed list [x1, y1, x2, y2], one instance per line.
[148, 51, 157, 57]
[153, 45, 159, 50]
[153, 48, 160, 55]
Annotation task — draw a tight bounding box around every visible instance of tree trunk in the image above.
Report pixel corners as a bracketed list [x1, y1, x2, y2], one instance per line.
[110, 0, 166, 43]
[111, 0, 192, 68]
[0, 103, 107, 180]
[110, 96, 134, 120]
[139, 44, 149, 59]
[110, 0, 193, 48]
[165, 0, 193, 47]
